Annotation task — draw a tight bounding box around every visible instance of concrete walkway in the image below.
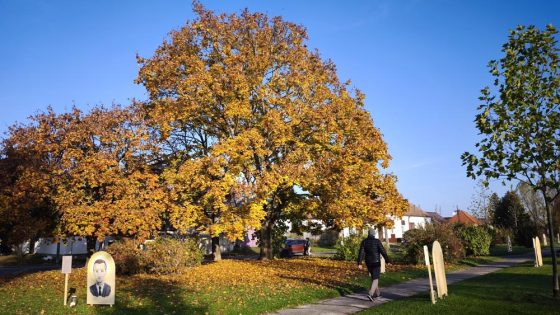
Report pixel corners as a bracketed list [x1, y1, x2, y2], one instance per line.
[268, 254, 533, 315]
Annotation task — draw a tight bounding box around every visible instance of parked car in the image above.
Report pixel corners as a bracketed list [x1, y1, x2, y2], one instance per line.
[280, 239, 309, 258]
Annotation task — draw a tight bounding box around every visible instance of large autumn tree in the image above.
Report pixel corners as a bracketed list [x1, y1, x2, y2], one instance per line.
[136, 3, 407, 260]
[53, 106, 166, 248]
[0, 105, 165, 254]
[462, 25, 560, 297]
[0, 119, 60, 257]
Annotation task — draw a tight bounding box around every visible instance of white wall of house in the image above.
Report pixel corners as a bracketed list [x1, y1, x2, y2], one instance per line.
[35, 237, 88, 255]
[386, 215, 431, 241]
[339, 215, 431, 242]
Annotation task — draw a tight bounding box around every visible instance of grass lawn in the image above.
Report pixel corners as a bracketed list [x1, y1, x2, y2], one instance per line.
[0, 257, 427, 315]
[358, 258, 558, 315]
[489, 244, 534, 256]
[311, 246, 336, 253]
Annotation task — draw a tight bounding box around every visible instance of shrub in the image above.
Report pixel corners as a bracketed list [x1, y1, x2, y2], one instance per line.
[515, 215, 539, 247]
[143, 237, 204, 275]
[456, 225, 492, 256]
[489, 226, 507, 245]
[106, 238, 143, 275]
[402, 223, 465, 263]
[318, 230, 339, 247]
[334, 234, 363, 261]
[107, 237, 203, 275]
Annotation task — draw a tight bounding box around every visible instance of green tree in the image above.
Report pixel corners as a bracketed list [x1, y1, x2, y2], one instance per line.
[493, 191, 524, 232]
[468, 180, 493, 222]
[493, 191, 537, 246]
[462, 25, 560, 297]
[517, 181, 547, 231]
[488, 192, 500, 221]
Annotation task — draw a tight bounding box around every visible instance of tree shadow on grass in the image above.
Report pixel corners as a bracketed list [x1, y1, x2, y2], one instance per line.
[93, 277, 207, 315]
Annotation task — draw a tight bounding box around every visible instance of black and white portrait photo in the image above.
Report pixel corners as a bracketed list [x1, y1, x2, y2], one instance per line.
[87, 251, 115, 305]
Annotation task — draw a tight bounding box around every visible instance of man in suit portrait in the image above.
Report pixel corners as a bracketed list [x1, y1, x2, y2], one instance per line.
[89, 259, 111, 297]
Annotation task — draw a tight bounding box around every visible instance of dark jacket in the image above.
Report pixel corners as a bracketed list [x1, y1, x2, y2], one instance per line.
[89, 283, 111, 297]
[357, 236, 389, 266]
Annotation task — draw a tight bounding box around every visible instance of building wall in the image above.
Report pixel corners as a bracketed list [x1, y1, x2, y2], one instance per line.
[34, 237, 105, 255]
[386, 216, 430, 241]
[339, 215, 431, 243]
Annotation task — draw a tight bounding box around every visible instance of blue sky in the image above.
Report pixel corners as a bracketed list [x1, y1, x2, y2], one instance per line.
[1, 0, 558, 216]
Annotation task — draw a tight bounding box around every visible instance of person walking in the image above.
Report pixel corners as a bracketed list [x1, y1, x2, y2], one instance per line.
[357, 227, 390, 301]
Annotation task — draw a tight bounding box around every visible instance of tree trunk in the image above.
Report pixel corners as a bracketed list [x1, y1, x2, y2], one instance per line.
[55, 241, 61, 264]
[259, 222, 274, 260]
[544, 197, 559, 297]
[15, 244, 24, 264]
[86, 236, 96, 257]
[212, 236, 222, 261]
[29, 238, 37, 255]
[29, 237, 37, 255]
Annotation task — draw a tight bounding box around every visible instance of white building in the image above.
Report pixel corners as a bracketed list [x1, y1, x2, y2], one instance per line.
[340, 204, 431, 243]
[384, 204, 431, 242]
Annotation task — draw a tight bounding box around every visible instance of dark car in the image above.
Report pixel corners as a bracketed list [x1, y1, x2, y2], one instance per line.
[280, 239, 309, 258]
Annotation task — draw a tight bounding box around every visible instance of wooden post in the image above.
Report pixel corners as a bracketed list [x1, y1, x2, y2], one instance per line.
[533, 237, 543, 267]
[61, 255, 72, 306]
[533, 237, 538, 267]
[536, 237, 543, 267]
[424, 245, 436, 304]
[432, 240, 448, 298]
[64, 273, 69, 306]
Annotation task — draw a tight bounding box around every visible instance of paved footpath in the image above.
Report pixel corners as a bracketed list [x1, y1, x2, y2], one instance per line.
[268, 254, 533, 315]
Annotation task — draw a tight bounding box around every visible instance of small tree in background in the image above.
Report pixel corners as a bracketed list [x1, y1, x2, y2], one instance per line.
[493, 191, 525, 234]
[468, 180, 494, 222]
[462, 25, 560, 297]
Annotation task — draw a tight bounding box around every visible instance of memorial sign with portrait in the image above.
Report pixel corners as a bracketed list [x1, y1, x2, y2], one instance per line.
[87, 251, 115, 306]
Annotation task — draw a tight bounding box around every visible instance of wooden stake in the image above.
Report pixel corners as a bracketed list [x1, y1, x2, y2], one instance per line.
[63, 273, 69, 306]
[424, 245, 436, 304]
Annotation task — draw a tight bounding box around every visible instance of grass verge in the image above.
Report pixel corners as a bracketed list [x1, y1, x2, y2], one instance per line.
[358, 258, 557, 315]
[0, 257, 426, 315]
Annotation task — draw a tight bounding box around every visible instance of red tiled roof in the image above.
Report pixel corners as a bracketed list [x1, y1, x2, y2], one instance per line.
[448, 210, 481, 225]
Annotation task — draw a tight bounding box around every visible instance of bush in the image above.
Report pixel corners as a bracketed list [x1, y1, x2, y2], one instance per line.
[107, 237, 203, 275]
[318, 230, 339, 247]
[402, 223, 465, 263]
[106, 238, 143, 275]
[456, 225, 492, 256]
[143, 238, 203, 275]
[334, 234, 363, 261]
[490, 226, 510, 245]
[515, 215, 539, 247]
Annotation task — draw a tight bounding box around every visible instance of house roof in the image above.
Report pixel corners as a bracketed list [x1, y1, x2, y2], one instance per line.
[425, 211, 445, 222]
[404, 204, 429, 217]
[447, 210, 481, 225]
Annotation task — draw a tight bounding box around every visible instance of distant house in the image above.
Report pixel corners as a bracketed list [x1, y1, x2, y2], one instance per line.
[385, 204, 431, 242]
[425, 211, 445, 223]
[447, 209, 481, 226]
[339, 203, 431, 243]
